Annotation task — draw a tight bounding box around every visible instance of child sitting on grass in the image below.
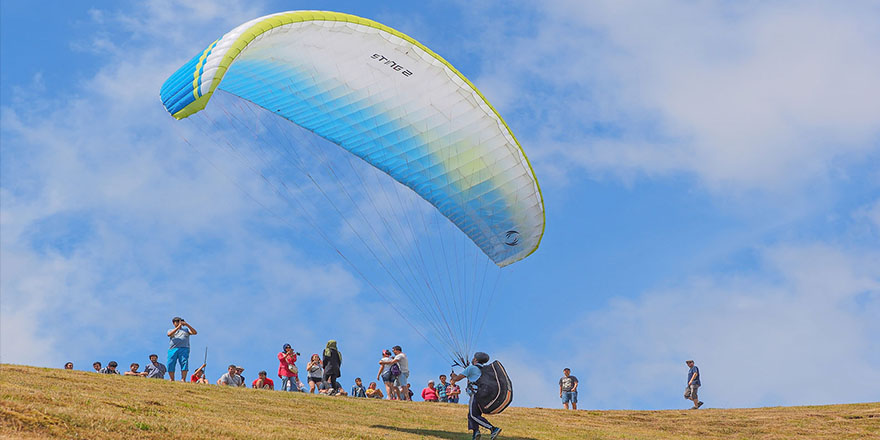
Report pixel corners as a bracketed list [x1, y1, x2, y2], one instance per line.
[366, 382, 384, 399]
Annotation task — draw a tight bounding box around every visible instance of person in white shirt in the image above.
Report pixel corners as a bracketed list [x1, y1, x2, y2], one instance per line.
[379, 345, 410, 401]
[217, 364, 243, 386]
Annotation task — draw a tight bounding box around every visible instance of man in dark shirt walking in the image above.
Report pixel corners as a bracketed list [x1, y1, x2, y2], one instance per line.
[559, 368, 579, 410]
[684, 360, 703, 409]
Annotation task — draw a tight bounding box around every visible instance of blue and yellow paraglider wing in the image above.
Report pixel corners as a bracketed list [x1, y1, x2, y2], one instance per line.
[160, 10, 544, 267]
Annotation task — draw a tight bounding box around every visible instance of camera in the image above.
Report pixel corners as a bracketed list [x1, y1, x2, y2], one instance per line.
[296, 352, 301, 356]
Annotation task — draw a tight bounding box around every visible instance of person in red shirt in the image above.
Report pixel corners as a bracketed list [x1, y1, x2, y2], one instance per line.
[278, 343, 300, 391]
[253, 371, 274, 390]
[422, 380, 439, 402]
[190, 363, 208, 383]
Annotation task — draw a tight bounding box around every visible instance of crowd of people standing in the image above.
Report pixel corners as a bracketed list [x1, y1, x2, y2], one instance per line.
[64, 316, 707, 412]
[65, 316, 463, 404]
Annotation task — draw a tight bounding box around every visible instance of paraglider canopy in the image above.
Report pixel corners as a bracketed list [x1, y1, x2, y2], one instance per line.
[160, 10, 544, 365]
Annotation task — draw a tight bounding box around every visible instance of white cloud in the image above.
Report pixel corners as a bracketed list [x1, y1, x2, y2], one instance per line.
[0, 1, 460, 377]
[468, 1, 880, 193]
[560, 241, 880, 409]
[0, 0, 383, 367]
[853, 198, 880, 234]
[492, 345, 560, 408]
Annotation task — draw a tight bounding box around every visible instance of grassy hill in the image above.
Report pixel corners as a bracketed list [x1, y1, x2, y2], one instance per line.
[1, 364, 878, 439]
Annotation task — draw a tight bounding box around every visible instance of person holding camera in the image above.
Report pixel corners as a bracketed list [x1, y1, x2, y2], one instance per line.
[307, 354, 323, 393]
[166, 316, 197, 381]
[278, 343, 300, 392]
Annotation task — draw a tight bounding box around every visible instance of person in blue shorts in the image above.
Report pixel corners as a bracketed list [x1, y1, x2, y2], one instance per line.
[450, 352, 502, 440]
[559, 368, 578, 410]
[166, 316, 197, 381]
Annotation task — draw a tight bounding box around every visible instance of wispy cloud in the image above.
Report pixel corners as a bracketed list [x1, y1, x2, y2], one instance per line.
[465, 1, 880, 193]
[3, 1, 878, 411]
[559, 235, 880, 409]
[0, 0, 386, 370]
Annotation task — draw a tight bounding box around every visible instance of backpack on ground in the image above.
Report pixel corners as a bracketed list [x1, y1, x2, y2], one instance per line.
[473, 360, 513, 414]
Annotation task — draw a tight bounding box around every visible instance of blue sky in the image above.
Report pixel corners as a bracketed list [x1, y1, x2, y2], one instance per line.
[2, 0, 879, 410]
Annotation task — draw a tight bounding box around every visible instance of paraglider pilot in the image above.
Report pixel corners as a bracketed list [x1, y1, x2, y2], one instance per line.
[450, 352, 502, 440]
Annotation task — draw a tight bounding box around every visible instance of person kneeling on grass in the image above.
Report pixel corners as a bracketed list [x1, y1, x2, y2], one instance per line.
[450, 352, 502, 440]
[253, 371, 274, 390]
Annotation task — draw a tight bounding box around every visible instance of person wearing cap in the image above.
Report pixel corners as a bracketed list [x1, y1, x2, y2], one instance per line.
[278, 343, 300, 392]
[100, 361, 121, 374]
[684, 360, 703, 409]
[559, 368, 579, 410]
[190, 363, 209, 383]
[124, 363, 142, 376]
[166, 317, 197, 382]
[253, 371, 274, 390]
[141, 354, 167, 379]
[217, 364, 243, 386]
[450, 352, 502, 440]
[235, 366, 246, 387]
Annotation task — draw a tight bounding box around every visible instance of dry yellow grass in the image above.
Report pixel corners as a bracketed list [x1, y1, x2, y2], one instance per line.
[1, 364, 878, 439]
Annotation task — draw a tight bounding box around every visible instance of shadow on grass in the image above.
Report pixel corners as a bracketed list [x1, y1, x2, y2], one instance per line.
[371, 425, 539, 440]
